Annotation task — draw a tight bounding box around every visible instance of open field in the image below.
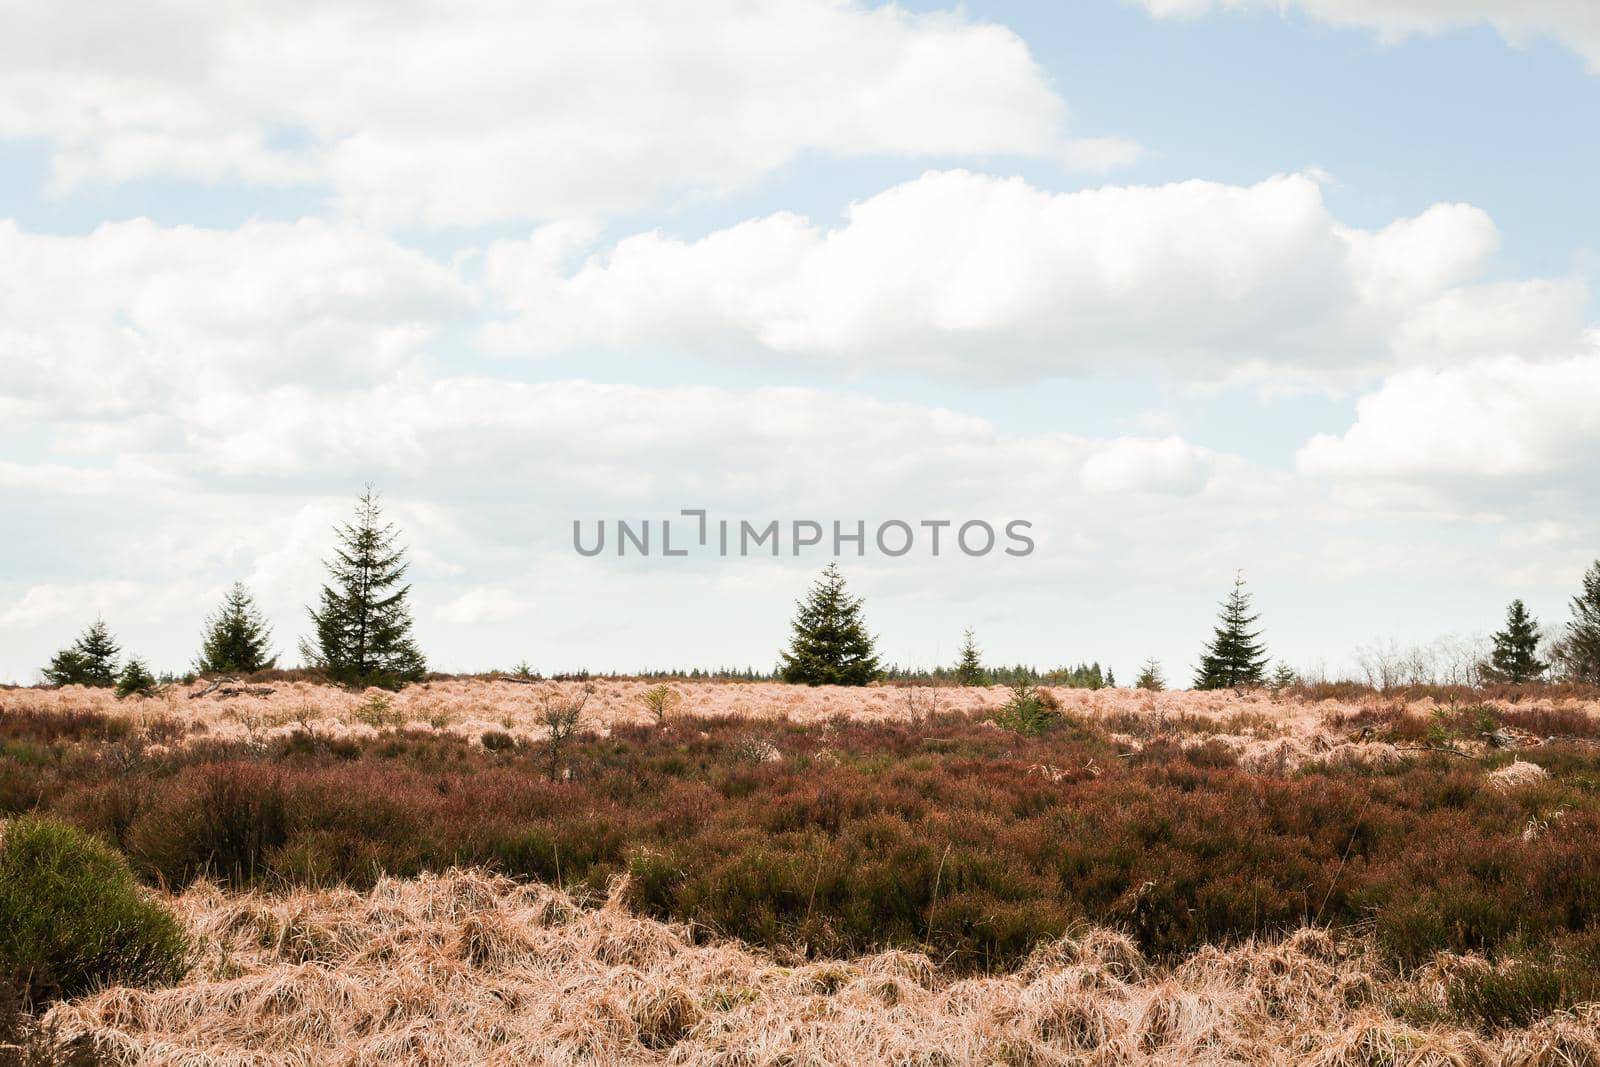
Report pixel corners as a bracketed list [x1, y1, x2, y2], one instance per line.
[5, 679, 1600, 1063]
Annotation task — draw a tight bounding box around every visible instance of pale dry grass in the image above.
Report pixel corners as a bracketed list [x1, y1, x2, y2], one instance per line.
[13, 678, 1599, 784]
[42, 869, 1600, 1066]
[1488, 759, 1552, 792]
[16, 676, 1582, 740]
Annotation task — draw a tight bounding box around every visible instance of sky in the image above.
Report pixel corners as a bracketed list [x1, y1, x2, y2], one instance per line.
[2, 0, 1598, 684]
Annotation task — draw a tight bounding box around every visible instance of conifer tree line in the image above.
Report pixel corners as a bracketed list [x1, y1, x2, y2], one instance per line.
[34, 491, 1600, 693]
[777, 562, 1600, 691]
[42, 487, 427, 693]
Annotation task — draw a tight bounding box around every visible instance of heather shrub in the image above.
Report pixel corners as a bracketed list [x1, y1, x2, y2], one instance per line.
[480, 729, 516, 752]
[130, 762, 291, 884]
[1443, 948, 1600, 1031]
[8, 699, 1600, 996]
[0, 817, 187, 1005]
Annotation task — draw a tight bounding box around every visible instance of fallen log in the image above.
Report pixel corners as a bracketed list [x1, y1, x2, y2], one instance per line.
[189, 677, 274, 699]
[188, 677, 231, 699]
[1394, 744, 1481, 760]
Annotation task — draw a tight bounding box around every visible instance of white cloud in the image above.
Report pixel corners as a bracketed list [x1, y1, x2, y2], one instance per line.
[484, 169, 1587, 384]
[0, 218, 471, 421]
[148, 377, 1232, 507]
[438, 587, 529, 626]
[1081, 436, 1214, 495]
[0, 1, 1095, 226]
[0, 581, 145, 629]
[1134, 0, 1600, 70]
[1298, 347, 1600, 487]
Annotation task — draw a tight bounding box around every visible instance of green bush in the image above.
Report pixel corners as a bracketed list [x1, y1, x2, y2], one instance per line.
[993, 681, 1058, 736]
[0, 816, 188, 1005]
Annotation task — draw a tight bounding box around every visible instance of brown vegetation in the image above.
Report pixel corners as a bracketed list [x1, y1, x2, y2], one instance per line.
[35, 869, 1600, 1066]
[4, 680, 1600, 1062]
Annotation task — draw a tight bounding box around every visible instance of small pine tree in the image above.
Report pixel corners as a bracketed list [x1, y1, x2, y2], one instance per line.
[196, 582, 276, 675]
[778, 563, 881, 686]
[1483, 598, 1547, 684]
[115, 658, 157, 698]
[1269, 662, 1298, 691]
[1194, 573, 1269, 690]
[1135, 657, 1165, 692]
[954, 629, 987, 686]
[300, 487, 427, 690]
[42, 618, 121, 688]
[993, 680, 1056, 736]
[1555, 561, 1600, 684]
[1105, 667, 1116, 688]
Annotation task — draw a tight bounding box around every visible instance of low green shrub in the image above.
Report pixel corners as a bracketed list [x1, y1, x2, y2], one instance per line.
[993, 681, 1058, 736]
[0, 816, 187, 1005]
[354, 693, 404, 729]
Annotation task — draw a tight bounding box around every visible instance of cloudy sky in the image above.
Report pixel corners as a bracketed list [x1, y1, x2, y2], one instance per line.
[3, 0, 1598, 683]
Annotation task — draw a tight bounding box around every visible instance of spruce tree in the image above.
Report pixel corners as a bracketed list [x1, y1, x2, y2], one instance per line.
[42, 618, 121, 687]
[778, 563, 880, 686]
[1556, 561, 1600, 684]
[1483, 598, 1546, 683]
[115, 658, 158, 698]
[1194, 573, 1269, 690]
[196, 581, 277, 675]
[1269, 662, 1298, 691]
[301, 488, 427, 689]
[1134, 657, 1165, 692]
[954, 628, 987, 686]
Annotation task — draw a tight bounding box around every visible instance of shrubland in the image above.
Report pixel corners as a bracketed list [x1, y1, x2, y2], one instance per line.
[4, 681, 1600, 1043]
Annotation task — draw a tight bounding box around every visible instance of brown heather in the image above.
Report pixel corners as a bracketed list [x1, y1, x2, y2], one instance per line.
[4, 679, 1600, 1062]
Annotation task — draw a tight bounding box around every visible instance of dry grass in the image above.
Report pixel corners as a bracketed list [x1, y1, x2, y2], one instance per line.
[1487, 759, 1551, 792]
[41, 868, 1600, 1067]
[13, 678, 1599, 793]
[25, 676, 1600, 748]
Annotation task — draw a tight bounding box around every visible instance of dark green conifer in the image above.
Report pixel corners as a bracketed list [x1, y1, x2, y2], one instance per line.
[1483, 598, 1546, 684]
[778, 563, 880, 686]
[1555, 562, 1600, 684]
[196, 581, 276, 674]
[301, 488, 426, 689]
[42, 618, 121, 687]
[1135, 657, 1165, 692]
[115, 658, 158, 698]
[1194, 573, 1269, 690]
[954, 629, 987, 686]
